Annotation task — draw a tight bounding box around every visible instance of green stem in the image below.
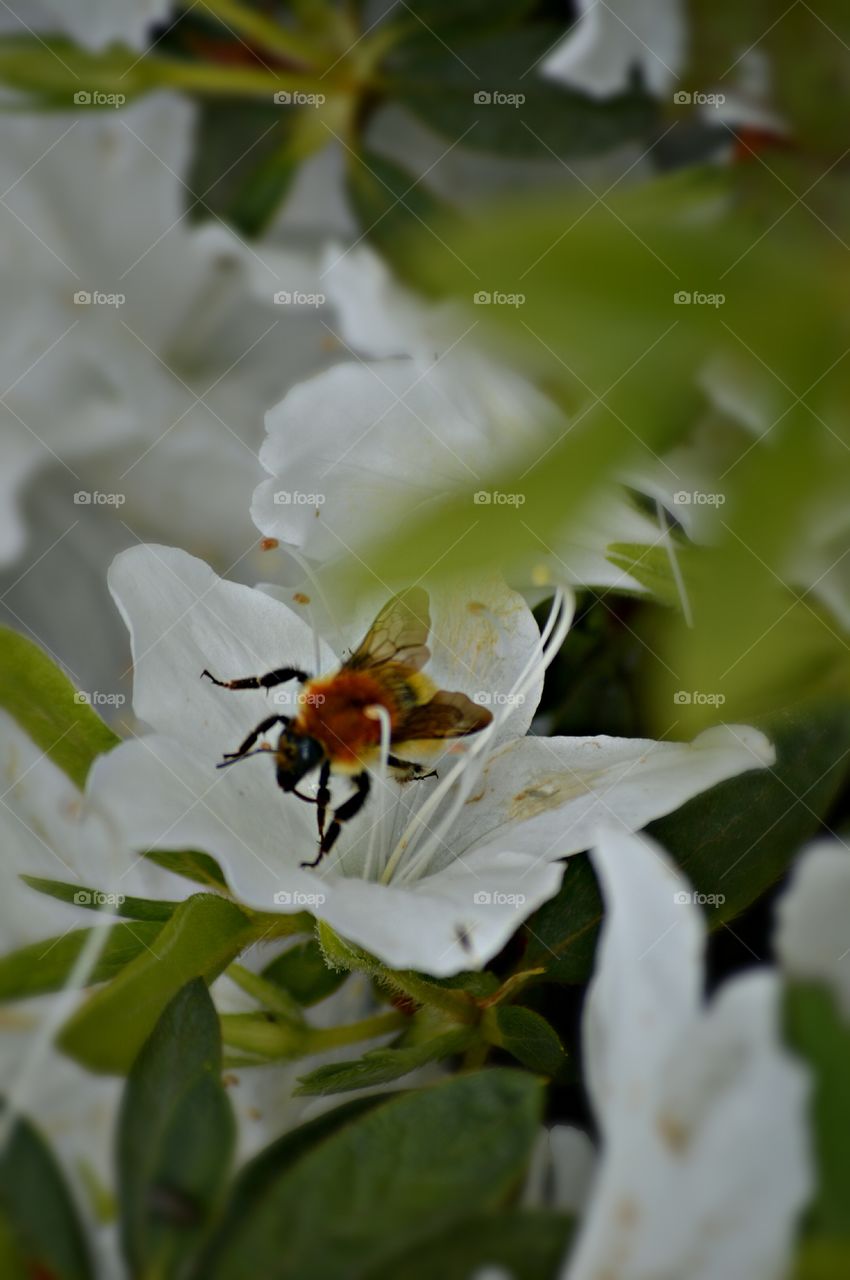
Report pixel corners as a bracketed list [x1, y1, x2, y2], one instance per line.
[144, 56, 339, 99]
[220, 1008, 406, 1059]
[226, 962, 306, 1025]
[183, 0, 326, 66]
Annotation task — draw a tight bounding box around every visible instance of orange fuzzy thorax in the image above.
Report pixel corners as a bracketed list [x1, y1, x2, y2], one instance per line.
[296, 671, 400, 768]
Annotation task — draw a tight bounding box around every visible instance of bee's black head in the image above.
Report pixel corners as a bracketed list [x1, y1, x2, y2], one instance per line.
[275, 728, 324, 790]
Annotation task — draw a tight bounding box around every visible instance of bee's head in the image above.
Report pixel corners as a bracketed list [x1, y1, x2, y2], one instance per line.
[275, 728, 324, 791]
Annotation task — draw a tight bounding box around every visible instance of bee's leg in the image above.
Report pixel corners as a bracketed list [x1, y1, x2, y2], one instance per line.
[315, 760, 332, 844]
[218, 714, 289, 768]
[301, 771, 369, 868]
[201, 666, 310, 692]
[387, 754, 438, 783]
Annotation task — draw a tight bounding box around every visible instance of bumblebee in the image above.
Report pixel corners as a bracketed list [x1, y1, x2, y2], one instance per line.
[202, 588, 492, 866]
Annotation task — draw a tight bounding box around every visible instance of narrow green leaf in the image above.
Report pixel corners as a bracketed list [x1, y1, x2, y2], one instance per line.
[22, 876, 177, 922]
[295, 1027, 475, 1096]
[0, 628, 119, 788]
[200, 1070, 543, 1279]
[262, 938, 347, 1006]
[143, 848, 230, 891]
[484, 1005, 567, 1076]
[0, 922, 165, 1003]
[0, 1109, 94, 1280]
[58, 895, 258, 1073]
[118, 980, 235, 1280]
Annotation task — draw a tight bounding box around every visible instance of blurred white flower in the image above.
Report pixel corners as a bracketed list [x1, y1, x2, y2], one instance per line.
[87, 543, 774, 975]
[542, 0, 685, 99]
[0, 92, 318, 568]
[776, 837, 850, 1019]
[0, 0, 171, 51]
[253, 243, 660, 593]
[562, 825, 811, 1280]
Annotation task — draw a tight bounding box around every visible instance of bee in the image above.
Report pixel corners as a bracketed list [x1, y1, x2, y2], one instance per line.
[201, 588, 493, 867]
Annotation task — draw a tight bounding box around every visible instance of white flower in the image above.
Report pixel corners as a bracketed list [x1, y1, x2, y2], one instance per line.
[562, 824, 811, 1280]
[87, 543, 774, 976]
[776, 837, 850, 1019]
[0, 0, 171, 51]
[0, 92, 316, 568]
[541, 0, 686, 100]
[253, 243, 660, 593]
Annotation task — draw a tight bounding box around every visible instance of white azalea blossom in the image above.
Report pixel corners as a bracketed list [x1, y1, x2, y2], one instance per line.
[775, 837, 850, 1020]
[542, 0, 686, 100]
[86, 543, 774, 976]
[561, 825, 811, 1280]
[0, 92, 318, 568]
[1, 0, 171, 52]
[253, 243, 660, 593]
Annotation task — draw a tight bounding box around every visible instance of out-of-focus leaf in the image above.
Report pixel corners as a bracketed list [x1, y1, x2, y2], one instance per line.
[59, 895, 258, 1073]
[199, 1071, 542, 1279]
[0, 922, 165, 1002]
[394, 0, 537, 42]
[0, 1110, 94, 1280]
[524, 704, 850, 982]
[785, 982, 850, 1239]
[22, 876, 176, 922]
[365, 1209, 573, 1280]
[388, 25, 657, 157]
[483, 1004, 567, 1076]
[345, 147, 455, 277]
[144, 848, 230, 891]
[295, 1027, 474, 1095]
[118, 980, 234, 1280]
[793, 1238, 850, 1280]
[606, 541, 685, 607]
[262, 939, 347, 1005]
[0, 628, 118, 789]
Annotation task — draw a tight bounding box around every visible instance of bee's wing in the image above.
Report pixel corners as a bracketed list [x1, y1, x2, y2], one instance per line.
[392, 690, 493, 743]
[346, 588, 431, 673]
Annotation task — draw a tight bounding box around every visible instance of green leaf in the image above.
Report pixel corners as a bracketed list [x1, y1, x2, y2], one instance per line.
[388, 25, 657, 158]
[793, 1238, 850, 1280]
[364, 1208, 573, 1280]
[393, 0, 536, 42]
[0, 1109, 94, 1280]
[785, 982, 850, 1239]
[200, 1070, 542, 1279]
[262, 938, 347, 1006]
[143, 848, 230, 892]
[0, 628, 119, 788]
[59, 895, 258, 1073]
[524, 703, 850, 982]
[345, 147, 455, 278]
[484, 1005, 567, 1076]
[0, 922, 165, 1003]
[295, 1027, 475, 1095]
[118, 980, 235, 1280]
[22, 876, 177, 922]
[606, 541, 687, 608]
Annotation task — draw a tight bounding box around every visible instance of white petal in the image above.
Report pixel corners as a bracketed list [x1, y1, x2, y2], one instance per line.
[453, 724, 775, 862]
[775, 837, 850, 1019]
[542, 0, 686, 99]
[6, 0, 170, 50]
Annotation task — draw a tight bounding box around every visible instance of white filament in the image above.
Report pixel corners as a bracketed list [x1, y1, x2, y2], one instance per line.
[363, 703, 393, 883]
